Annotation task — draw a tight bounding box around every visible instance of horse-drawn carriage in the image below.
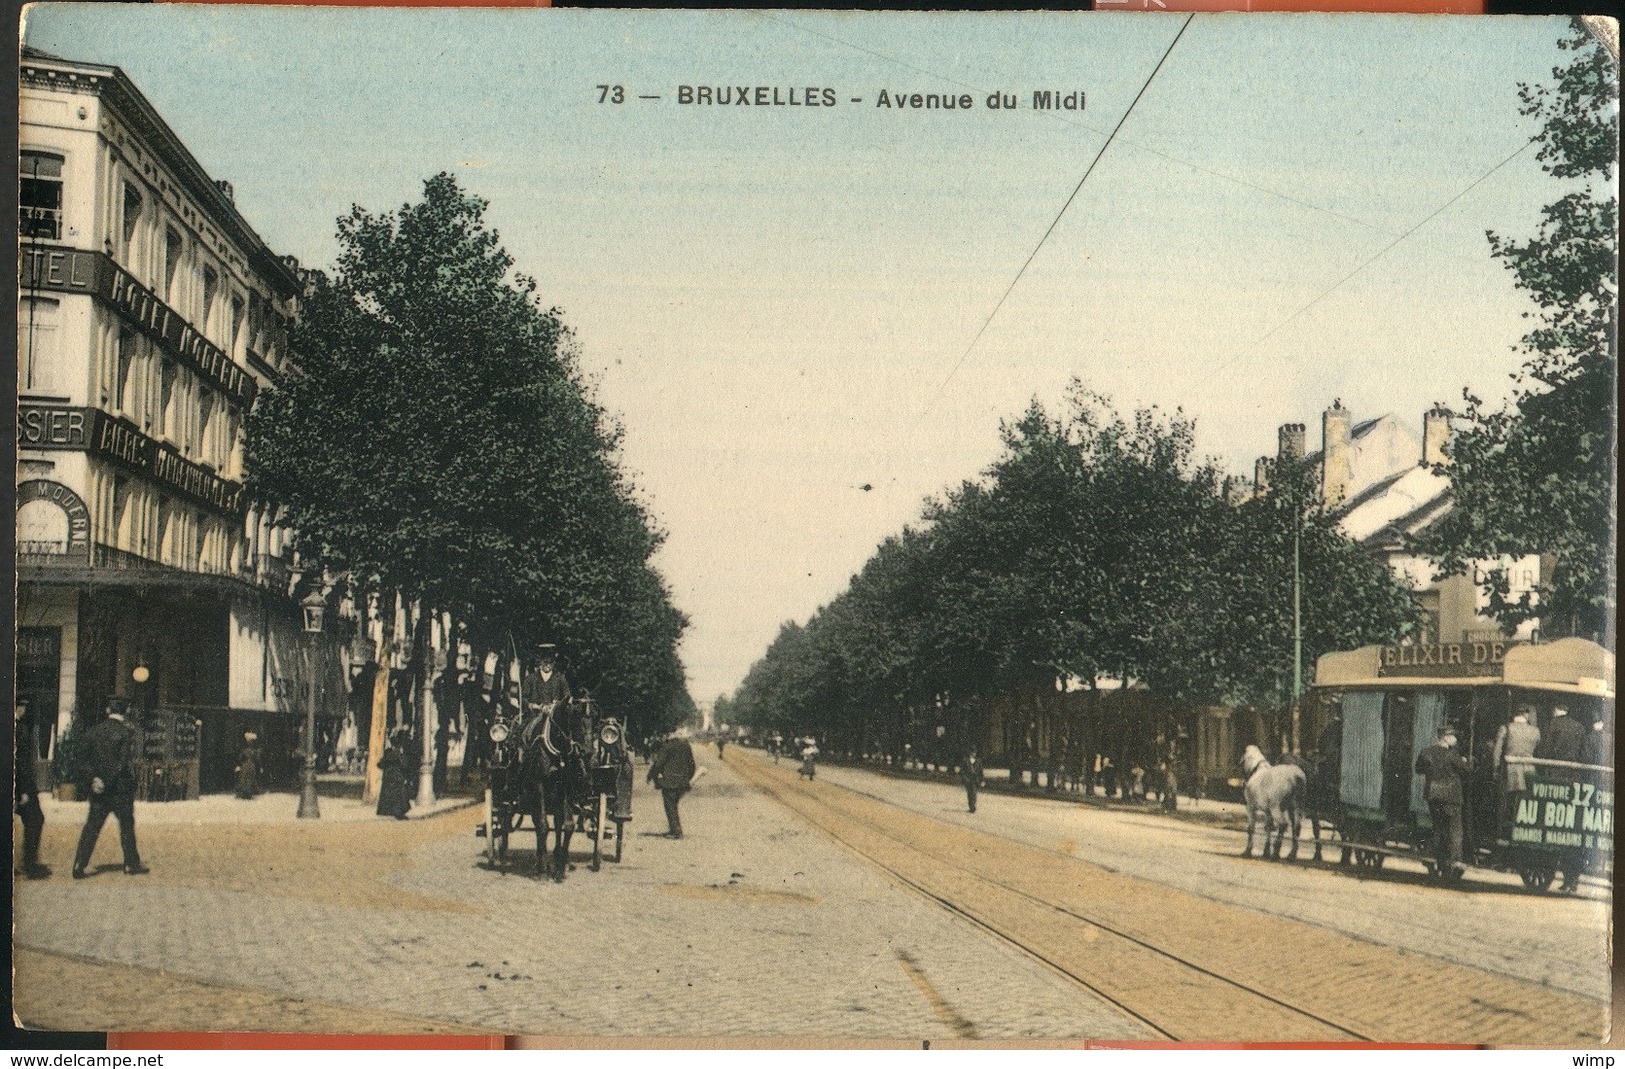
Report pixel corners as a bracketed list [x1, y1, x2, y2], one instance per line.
[477, 646, 634, 880]
[1298, 637, 1613, 891]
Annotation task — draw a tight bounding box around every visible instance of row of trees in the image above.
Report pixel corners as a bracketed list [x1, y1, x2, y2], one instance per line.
[725, 385, 1417, 760]
[247, 174, 692, 742]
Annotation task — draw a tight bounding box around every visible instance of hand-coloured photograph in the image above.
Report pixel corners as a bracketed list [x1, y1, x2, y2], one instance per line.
[12, 5, 1617, 1046]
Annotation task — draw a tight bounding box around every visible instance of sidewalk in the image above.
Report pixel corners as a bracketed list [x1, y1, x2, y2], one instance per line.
[39, 780, 480, 826]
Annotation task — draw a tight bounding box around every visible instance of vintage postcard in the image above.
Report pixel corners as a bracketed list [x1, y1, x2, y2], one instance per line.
[13, 4, 1617, 1047]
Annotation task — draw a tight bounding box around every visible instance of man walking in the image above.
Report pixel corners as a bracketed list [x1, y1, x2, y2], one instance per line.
[73, 699, 148, 879]
[647, 732, 696, 839]
[960, 750, 983, 813]
[1414, 724, 1469, 882]
[15, 700, 50, 880]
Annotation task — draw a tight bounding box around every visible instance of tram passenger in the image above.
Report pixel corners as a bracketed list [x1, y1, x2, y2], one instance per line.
[1415, 724, 1470, 882]
[1491, 707, 1540, 830]
[1537, 707, 1586, 893]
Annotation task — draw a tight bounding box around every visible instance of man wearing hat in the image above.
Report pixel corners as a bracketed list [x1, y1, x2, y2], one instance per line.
[72, 699, 148, 878]
[1537, 707, 1588, 892]
[1491, 707, 1540, 829]
[646, 730, 696, 838]
[14, 699, 50, 880]
[1414, 723, 1470, 881]
[519, 642, 571, 718]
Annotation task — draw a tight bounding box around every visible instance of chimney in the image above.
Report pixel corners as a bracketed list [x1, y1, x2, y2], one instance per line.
[1321, 400, 1352, 506]
[1253, 456, 1271, 495]
[1423, 406, 1450, 468]
[1277, 422, 1306, 462]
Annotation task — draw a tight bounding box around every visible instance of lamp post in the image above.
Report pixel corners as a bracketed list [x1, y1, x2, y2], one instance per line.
[298, 589, 325, 820]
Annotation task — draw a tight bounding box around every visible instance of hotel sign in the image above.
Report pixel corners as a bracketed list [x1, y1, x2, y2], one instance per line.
[17, 403, 246, 516]
[1377, 641, 1518, 678]
[19, 245, 258, 408]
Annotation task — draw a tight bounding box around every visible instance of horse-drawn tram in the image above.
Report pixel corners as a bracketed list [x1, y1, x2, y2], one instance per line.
[1309, 637, 1612, 891]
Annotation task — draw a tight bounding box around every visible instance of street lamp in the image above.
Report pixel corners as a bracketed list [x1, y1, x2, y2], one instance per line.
[298, 588, 325, 819]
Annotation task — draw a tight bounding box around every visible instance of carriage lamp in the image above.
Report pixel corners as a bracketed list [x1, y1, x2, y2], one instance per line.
[489, 721, 510, 743]
[599, 722, 622, 746]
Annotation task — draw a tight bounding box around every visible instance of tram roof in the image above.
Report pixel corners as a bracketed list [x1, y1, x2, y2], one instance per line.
[1315, 637, 1614, 699]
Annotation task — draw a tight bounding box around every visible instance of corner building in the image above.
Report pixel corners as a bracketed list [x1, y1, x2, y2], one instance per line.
[17, 48, 343, 795]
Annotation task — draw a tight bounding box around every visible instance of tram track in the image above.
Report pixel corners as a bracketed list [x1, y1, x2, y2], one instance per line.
[729, 751, 1607, 1045]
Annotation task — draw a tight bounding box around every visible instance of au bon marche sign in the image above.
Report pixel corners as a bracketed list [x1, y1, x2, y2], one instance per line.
[1510, 775, 1613, 858]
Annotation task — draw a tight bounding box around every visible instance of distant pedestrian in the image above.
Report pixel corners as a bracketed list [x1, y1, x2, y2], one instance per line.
[72, 700, 148, 878]
[715, 735, 727, 760]
[799, 738, 819, 780]
[1414, 724, 1469, 882]
[1157, 759, 1178, 812]
[234, 732, 261, 800]
[647, 732, 696, 838]
[14, 700, 49, 880]
[960, 751, 983, 813]
[375, 729, 414, 820]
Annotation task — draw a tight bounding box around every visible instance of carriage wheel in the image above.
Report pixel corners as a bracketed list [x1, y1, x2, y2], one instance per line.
[613, 819, 625, 863]
[591, 792, 608, 872]
[1519, 866, 1556, 893]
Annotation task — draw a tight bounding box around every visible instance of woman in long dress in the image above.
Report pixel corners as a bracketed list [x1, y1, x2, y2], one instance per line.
[375, 731, 413, 819]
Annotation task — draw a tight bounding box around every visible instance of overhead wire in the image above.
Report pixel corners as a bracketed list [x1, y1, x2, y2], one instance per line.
[925, 12, 1195, 407]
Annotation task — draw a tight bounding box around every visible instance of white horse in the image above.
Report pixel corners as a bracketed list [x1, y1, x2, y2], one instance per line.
[1241, 745, 1306, 860]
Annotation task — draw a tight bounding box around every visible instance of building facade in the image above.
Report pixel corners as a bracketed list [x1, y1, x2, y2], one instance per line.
[1256, 401, 1542, 648]
[17, 48, 346, 794]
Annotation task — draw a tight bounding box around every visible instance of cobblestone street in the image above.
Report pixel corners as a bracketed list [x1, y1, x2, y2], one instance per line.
[13, 744, 1612, 1044]
[14, 749, 1145, 1040]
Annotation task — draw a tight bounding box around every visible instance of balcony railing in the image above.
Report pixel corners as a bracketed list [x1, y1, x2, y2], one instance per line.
[19, 205, 62, 241]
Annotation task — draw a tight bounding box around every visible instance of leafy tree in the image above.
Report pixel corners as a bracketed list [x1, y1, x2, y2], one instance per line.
[248, 174, 688, 719]
[1412, 23, 1618, 641]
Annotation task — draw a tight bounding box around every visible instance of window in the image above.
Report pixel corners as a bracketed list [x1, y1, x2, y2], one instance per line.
[164, 226, 184, 300]
[115, 330, 137, 415]
[111, 475, 131, 549]
[156, 496, 173, 564]
[230, 294, 245, 356]
[121, 183, 143, 262]
[19, 151, 63, 240]
[158, 359, 178, 439]
[201, 265, 219, 333]
[18, 296, 59, 392]
[195, 390, 215, 460]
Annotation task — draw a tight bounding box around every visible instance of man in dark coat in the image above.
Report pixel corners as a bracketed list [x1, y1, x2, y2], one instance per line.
[73, 700, 148, 878]
[646, 732, 696, 838]
[960, 750, 983, 813]
[1538, 707, 1590, 893]
[1414, 723, 1470, 881]
[518, 643, 570, 716]
[14, 700, 50, 879]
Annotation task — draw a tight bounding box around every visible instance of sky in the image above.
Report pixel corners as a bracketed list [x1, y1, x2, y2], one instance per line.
[22, 7, 1595, 706]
